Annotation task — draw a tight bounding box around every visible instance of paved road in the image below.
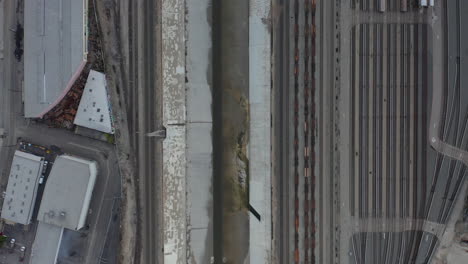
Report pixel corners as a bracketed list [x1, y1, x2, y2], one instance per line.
[128, 0, 163, 263]
[0, 0, 21, 181]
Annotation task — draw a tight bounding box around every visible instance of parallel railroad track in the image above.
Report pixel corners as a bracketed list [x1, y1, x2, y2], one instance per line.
[292, 0, 316, 263]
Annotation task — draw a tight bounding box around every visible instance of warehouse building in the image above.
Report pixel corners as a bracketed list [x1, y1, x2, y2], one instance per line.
[74, 70, 114, 134]
[24, 0, 88, 118]
[0, 147, 98, 263]
[0, 151, 44, 225]
[29, 222, 63, 264]
[30, 154, 97, 264]
[37, 154, 97, 230]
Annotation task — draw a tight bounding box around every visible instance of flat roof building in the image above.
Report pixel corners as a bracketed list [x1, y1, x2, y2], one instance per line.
[37, 155, 97, 230]
[1, 151, 44, 225]
[74, 70, 114, 134]
[29, 222, 63, 264]
[24, 0, 88, 118]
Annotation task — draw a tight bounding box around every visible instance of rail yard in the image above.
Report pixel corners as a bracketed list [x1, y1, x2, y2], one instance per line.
[311, 0, 468, 263]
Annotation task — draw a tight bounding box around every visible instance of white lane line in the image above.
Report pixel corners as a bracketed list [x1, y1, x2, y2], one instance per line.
[67, 142, 101, 153]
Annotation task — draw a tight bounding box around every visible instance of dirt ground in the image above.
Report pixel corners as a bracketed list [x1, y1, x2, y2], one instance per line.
[433, 193, 468, 264]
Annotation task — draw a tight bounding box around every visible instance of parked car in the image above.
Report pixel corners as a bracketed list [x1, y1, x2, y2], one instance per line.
[42, 161, 48, 174]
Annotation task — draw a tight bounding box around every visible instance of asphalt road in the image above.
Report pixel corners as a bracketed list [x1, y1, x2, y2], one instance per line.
[0, 0, 21, 182]
[128, 0, 163, 263]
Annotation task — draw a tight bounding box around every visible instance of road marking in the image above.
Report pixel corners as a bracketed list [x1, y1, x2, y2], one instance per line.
[67, 142, 101, 153]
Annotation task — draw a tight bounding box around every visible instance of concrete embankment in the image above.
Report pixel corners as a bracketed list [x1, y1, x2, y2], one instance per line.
[248, 0, 272, 263]
[161, 0, 187, 263]
[186, 0, 214, 263]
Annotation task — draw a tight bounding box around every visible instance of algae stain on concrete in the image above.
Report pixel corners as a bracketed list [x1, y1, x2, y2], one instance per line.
[222, 89, 250, 263]
[234, 96, 250, 211]
[222, 89, 250, 211]
[214, 0, 250, 262]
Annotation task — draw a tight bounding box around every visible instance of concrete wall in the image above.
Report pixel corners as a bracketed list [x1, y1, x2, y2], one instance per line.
[249, 0, 272, 263]
[163, 0, 215, 263]
[186, 0, 213, 263]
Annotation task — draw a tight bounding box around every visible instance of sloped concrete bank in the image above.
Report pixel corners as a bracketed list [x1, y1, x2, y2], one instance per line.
[249, 0, 272, 263]
[185, 0, 214, 263]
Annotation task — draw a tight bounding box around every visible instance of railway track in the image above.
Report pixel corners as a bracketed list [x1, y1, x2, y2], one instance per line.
[350, 22, 432, 263]
[348, 0, 468, 262]
[128, 0, 162, 263]
[291, 0, 316, 263]
[303, 0, 311, 262]
[419, 1, 466, 262]
[294, 0, 467, 263]
[353, 0, 418, 12]
[293, 0, 299, 261]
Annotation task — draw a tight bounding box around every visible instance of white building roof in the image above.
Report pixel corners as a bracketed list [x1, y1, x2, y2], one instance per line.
[74, 70, 114, 134]
[29, 222, 63, 264]
[1, 151, 43, 225]
[24, 0, 88, 118]
[37, 155, 97, 230]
